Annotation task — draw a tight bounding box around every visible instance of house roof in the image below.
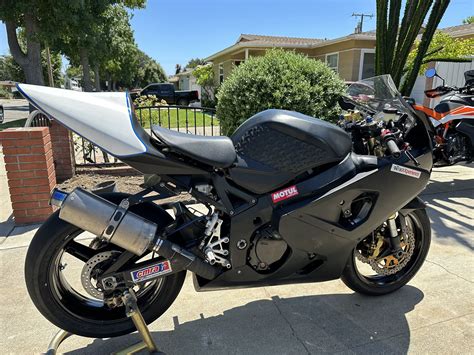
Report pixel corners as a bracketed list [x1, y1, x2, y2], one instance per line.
[438, 23, 474, 38]
[237, 34, 326, 46]
[204, 24, 472, 62]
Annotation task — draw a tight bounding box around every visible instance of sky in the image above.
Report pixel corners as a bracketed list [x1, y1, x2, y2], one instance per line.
[1, 0, 473, 76]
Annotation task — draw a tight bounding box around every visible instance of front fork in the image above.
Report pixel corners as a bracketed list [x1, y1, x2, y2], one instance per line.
[387, 212, 405, 258]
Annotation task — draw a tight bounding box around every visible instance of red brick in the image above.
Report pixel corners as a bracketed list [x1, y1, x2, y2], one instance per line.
[9, 185, 52, 195]
[18, 162, 48, 170]
[6, 170, 34, 180]
[31, 142, 51, 154]
[28, 128, 49, 138]
[20, 177, 50, 187]
[4, 155, 18, 164]
[0, 129, 29, 139]
[11, 193, 51, 202]
[5, 163, 21, 171]
[2, 147, 32, 155]
[18, 155, 47, 163]
[12, 201, 40, 210]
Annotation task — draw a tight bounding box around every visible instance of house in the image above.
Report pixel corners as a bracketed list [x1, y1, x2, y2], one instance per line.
[175, 68, 202, 99]
[204, 23, 474, 86]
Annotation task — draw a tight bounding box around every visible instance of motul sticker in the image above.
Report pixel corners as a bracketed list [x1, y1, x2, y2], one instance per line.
[391, 164, 421, 179]
[131, 260, 172, 282]
[271, 185, 299, 203]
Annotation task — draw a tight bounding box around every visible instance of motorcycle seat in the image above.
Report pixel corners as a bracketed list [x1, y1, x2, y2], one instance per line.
[151, 125, 237, 168]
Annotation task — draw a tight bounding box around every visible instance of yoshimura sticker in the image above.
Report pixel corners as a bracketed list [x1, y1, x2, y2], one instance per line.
[391, 164, 421, 179]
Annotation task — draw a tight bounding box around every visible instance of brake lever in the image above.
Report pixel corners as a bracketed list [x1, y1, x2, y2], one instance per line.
[405, 150, 420, 167]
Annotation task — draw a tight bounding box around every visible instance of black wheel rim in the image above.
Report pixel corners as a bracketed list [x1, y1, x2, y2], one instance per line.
[48, 228, 165, 324]
[353, 212, 425, 287]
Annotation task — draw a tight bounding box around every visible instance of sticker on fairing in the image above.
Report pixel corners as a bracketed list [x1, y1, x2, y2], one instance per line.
[131, 260, 172, 282]
[271, 185, 299, 203]
[391, 164, 421, 179]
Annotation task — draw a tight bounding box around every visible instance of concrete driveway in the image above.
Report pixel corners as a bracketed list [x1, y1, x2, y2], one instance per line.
[0, 164, 472, 354]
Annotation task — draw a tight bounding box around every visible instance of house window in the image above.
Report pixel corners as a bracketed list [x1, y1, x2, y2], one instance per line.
[359, 50, 376, 80]
[325, 53, 339, 72]
[219, 63, 224, 84]
[234, 60, 243, 67]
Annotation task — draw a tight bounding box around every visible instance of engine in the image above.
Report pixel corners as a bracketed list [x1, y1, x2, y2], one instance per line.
[248, 226, 288, 273]
[445, 133, 469, 162]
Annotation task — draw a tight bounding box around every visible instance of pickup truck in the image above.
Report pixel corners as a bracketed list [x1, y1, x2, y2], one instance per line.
[131, 83, 199, 106]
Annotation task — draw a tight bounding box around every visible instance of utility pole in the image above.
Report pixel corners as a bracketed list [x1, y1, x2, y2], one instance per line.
[352, 13, 373, 34]
[45, 46, 54, 87]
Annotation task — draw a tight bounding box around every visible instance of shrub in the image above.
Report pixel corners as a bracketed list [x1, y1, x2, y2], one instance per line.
[216, 49, 346, 135]
[133, 95, 168, 107]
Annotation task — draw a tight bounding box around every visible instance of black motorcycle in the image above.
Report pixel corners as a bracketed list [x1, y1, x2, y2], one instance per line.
[22, 74, 433, 338]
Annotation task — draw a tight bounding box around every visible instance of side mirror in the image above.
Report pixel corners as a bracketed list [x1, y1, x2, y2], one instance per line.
[425, 68, 437, 78]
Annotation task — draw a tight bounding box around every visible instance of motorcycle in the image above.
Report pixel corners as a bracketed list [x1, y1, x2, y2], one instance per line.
[21, 75, 433, 338]
[412, 68, 474, 166]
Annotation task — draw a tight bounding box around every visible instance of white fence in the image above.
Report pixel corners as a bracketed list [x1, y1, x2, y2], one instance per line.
[411, 59, 474, 107]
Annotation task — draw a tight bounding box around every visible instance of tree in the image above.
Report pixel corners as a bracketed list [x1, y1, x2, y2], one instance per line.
[0, 55, 25, 82]
[406, 31, 474, 76]
[175, 64, 182, 74]
[186, 58, 205, 69]
[462, 16, 474, 24]
[0, 50, 61, 86]
[193, 64, 215, 107]
[0, 1, 45, 85]
[133, 50, 167, 87]
[217, 49, 345, 135]
[375, 0, 451, 95]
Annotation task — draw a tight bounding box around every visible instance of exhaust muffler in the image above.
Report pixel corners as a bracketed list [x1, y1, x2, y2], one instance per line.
[51, 188, 220, 280]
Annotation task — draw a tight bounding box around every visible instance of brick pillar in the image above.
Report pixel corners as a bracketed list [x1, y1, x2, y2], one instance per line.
[0, 127, 56, 225]
[49, 120, 75, 182]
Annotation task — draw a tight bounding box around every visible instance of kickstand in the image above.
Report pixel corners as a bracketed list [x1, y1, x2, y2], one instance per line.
[44, 289, 164, 354]
[116, 289, 164, 355]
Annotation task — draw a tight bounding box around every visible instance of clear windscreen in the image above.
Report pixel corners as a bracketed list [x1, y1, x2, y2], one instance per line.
[344, 75, 408, 117]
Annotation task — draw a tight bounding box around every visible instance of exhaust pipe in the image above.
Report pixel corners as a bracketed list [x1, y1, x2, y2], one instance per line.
[51, 188, 220, 280]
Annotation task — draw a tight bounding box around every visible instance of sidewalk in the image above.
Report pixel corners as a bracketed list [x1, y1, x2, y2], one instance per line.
[0, 161, 472, 354]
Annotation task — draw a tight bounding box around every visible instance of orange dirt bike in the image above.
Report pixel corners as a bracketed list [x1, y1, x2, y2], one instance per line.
[412, 68, 474, 166]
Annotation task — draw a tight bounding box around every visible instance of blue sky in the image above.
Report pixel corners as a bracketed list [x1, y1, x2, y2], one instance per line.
[1, 0, 472, 75]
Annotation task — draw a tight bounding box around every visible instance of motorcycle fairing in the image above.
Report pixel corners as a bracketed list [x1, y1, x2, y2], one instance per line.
[194, 148, 432, 291]
[16, 84, 147, 157]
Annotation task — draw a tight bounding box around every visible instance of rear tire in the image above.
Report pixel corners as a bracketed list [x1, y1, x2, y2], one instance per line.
[177, 99, 188, 106]
[341, 209, 431, 296]
[25, 194, 186, 338]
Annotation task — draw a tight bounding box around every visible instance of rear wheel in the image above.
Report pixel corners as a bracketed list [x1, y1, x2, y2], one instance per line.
[177, 98, 188, 106]
[341, 209, 431, 296]
[25, 194, 186, 338]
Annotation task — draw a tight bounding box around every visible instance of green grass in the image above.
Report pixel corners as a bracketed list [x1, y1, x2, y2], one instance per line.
[136, 108, 219, 129]
[0, 118, 27, 131]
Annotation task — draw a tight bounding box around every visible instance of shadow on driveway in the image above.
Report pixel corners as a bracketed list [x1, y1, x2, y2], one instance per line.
[66, 286, 424, 354]
[422, 178, 474, 250]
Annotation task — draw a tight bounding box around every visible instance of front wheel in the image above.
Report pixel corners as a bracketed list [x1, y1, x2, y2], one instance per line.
[341, 209, 431, 296]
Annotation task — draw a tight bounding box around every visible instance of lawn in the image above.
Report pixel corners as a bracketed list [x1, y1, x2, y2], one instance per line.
[0, 118, 27, 131]
[136, 107, 219, 129]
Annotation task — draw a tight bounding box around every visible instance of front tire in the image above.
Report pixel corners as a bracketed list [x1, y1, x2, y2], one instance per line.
[341, 209, 431, 296]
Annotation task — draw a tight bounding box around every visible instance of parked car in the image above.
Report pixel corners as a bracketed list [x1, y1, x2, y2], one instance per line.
[131, 83, 199, 106]
[0, 104, 4, 124]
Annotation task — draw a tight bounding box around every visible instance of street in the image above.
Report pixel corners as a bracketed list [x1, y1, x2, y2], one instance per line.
[0, 99, 29, 124]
